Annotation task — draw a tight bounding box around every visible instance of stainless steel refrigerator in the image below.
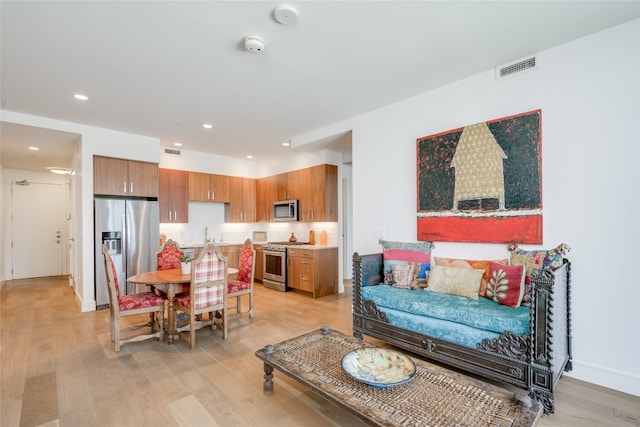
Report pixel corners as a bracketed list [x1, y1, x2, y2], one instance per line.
[94, 198, 159, 309]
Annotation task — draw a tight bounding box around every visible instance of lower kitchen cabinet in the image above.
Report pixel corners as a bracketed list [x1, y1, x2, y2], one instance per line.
[254, 244, 264, 282]
[287, 247, 338, 298]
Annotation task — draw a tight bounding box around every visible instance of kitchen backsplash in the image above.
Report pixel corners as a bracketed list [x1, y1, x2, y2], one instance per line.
[159, 202, 338, 247]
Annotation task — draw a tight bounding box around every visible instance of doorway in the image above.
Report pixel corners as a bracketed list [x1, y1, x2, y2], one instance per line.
[10, 179, 68, 279]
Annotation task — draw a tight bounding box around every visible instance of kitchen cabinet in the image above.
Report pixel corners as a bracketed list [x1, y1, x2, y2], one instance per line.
[219, 244, 242, 270]
[93, 156, 159, 197]
[188, 172, 230, 203]
[226, 177, 256, 223]
[298, 164, 338, 222]
[287, 247, 338, 298]
[254, 244, 264, 282]
[159, 168, 188, 223]
[255, 164, 338, 223]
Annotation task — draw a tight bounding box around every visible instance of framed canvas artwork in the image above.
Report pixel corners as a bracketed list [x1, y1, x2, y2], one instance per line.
[416, 109, 542, 244]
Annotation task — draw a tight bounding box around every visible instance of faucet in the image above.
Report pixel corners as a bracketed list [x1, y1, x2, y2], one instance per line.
[204, 226, 208, 243]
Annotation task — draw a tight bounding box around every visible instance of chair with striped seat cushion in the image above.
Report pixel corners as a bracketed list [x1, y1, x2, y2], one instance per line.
[173, 243, 228, 349]
[226, 238, 255, 320]
[101, 245, 165, 352]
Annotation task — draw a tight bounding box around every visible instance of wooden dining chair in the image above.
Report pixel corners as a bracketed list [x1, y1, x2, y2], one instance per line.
[173, 243, 228, 349]
[157, 239, 184, 270]
[101, 244, 165, 352]
[226, 238, 255, 319]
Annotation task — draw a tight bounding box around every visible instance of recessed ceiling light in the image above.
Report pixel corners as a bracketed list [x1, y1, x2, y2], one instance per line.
[282, 141, 291, 147]
[28, 146, 39, 151]
[246, 155, 253, 159]
[46, 167, 71, 175]
[174, 142, 182, 147]
[203, 123, 213, 129]
[73, 94, 88, 101]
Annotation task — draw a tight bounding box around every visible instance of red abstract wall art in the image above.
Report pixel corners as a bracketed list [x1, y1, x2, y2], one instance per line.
[416, 110, 542, 244]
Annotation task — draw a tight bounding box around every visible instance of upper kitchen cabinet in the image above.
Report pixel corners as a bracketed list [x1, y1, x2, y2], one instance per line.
[300, 164, 338, 222]
[159, 168, 188, 223]
[188, 172, 230, 203]
[93, 156, 159, 197]
[226, 177, 256, 223]
[285, 164, 338, 222]
[255, 164, 338, 222]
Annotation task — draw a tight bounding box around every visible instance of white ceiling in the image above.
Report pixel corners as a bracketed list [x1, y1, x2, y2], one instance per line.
[2, 1, 639, 173]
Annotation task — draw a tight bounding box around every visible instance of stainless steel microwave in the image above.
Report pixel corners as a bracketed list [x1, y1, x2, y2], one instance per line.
[273, 200, 298, 221]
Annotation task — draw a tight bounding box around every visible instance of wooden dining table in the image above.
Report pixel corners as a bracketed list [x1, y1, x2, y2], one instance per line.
[128, 267, 238, 344]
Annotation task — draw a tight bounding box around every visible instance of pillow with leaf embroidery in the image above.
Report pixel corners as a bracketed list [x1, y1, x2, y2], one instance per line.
[435, 257, 508, 296]
[485, 262, 526, 308]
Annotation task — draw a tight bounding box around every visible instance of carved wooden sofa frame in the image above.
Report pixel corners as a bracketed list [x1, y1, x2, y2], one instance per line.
[352, 252, 572, 414]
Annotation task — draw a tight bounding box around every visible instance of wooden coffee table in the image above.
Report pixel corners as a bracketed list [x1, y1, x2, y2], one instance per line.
[255, 327, 542, 427]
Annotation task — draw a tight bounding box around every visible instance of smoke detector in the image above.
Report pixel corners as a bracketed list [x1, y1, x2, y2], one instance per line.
[244, 35, 265, 53]
[273, 5, 299, 25]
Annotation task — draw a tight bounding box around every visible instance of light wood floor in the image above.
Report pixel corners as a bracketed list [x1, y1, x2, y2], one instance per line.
[1, 276, 638, 427]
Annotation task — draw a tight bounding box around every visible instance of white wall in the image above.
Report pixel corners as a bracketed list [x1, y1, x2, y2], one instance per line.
[301, 20, 640, 396]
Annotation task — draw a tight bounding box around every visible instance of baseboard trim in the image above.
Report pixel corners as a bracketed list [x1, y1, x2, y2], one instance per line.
[567, 360, 640, 397]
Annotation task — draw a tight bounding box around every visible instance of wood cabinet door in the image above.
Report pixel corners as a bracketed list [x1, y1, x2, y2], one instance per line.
[171, 170, 189, 222]
[228, 176, 243, 222]
[242, 178, 256, 222]
[128, 160, 159, 197]
[286, 250, 301, 289]
[308, 164, 338, 221]
[211, 174, 231, 202]
[159, 169, 189, 223]
[158, 168, 173, 222]
[188, 172, 210, 202]
[254, 246, 264, 281]
[298, 252, 314, 292]
[94, 156, 128, 195]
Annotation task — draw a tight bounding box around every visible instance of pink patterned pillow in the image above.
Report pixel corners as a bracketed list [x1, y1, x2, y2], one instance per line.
[485, 262, 526, 308]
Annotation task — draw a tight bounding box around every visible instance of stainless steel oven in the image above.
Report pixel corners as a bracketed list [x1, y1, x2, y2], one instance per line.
[263, 244, 287, 291]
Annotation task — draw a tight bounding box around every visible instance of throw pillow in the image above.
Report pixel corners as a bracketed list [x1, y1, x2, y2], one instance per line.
[381, 240, 433, 286]
[391, 263, 420, 290]
[434, 257, 508, 296]
[507, 243, 570, 271]
[508, 243, 570, 308]
[426, 265, 483, 300]
[485, 262, 526, 308]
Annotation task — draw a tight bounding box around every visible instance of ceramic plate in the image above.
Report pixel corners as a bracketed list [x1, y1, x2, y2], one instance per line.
[341, 347, 416, 387]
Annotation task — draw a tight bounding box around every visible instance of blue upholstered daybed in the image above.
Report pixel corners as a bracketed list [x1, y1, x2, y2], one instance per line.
[352, 251, 572, 414]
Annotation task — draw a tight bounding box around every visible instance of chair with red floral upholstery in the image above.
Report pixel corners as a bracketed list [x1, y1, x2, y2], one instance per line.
[157, 239, 184, 270]
[173, 243, 228, 349]
[226, 238, 255, 319]
[101, 244, 165, 352]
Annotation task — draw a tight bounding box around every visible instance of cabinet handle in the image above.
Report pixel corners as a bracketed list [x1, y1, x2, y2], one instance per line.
[207, 190, 210, 200]
[174, 211, 177, 221]
[212, 191, 215, 200]
[123, 182, 127, 193]
[169, 211, 172, 221]
[130, 182, 133, 193]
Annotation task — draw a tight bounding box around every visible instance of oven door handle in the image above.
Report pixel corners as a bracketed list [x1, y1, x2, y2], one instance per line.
[265, 250, 286, 256]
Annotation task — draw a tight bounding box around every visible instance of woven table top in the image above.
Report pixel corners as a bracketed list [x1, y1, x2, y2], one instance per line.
[255, 327, 541, 427]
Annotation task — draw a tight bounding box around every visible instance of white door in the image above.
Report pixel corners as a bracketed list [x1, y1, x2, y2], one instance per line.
[11, 181, 67, 279]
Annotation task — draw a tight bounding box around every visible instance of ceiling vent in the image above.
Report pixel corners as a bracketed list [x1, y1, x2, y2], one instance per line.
[496, 55, 539, 81]
[164, 148, 181, 156]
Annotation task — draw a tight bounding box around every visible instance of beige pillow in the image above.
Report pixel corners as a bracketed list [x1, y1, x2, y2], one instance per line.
[427, 265, 484, 300]
[434, 257, 509, 296]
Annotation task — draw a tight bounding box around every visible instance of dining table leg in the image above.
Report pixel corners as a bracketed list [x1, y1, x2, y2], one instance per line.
[167, 288, 176, 345]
